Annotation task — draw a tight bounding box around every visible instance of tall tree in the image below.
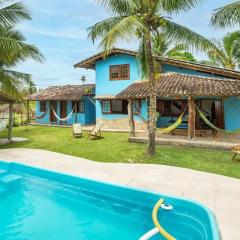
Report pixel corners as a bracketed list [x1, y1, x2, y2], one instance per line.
[0, 1, 43, 99]
[211, 1, 240, 28]
[200, 31, 240, 70]
[152, 33, 197, 62]
[23, 79, 37, 95]
[0, 27, 43, 99]
[88, 0, 214, 156]
[81, 75, 87, 84]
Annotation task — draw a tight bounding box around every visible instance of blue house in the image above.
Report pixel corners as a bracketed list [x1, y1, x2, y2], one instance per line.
[29, 48, 240, 139]
[28, 84, 96, 126]
[73, 48, 240, 138]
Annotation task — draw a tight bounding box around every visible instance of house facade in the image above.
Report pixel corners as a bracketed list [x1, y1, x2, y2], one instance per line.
[29, 48, 240, 137]
[74, 48, 240, 136]
[94, 53, 148, 130]
[28, 84, 96, 126]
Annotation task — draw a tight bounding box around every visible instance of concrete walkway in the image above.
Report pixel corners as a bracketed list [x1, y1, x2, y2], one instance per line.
[0, 137, 29, 145]
[129, 136, 238, 150]
[0, 148, 239, 240]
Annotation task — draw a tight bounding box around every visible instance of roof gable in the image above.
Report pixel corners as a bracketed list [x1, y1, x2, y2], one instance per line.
[115, 73, 240, 99]
[28, 84, 95, 101]
[74, 48, 240, 80]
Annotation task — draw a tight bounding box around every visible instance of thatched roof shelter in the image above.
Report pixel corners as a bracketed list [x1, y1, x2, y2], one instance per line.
[74, 48, 240, 79]
[28, 84, 95, 101]
[0, 91, 16, 103]
[115, 73, 240, 99]
[0, 103, 26, 114]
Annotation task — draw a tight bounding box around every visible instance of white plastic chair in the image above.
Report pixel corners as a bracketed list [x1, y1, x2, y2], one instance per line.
[72, 124, 82, 138]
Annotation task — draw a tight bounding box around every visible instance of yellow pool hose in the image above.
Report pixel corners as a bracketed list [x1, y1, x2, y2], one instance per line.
[152, 199, 176, 240]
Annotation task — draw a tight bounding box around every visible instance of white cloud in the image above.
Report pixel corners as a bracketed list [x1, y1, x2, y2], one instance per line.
[19, 25, 87, 40]
[14, 57, 96, 88]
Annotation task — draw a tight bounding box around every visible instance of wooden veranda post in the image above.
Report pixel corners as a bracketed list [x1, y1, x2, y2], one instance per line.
[128, 99, 135, 137]
[188, 96, 196, 139]
[8, 102, 13, 142]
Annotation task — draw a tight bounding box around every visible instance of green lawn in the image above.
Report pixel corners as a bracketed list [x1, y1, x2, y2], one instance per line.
[0, 126, 239, 179]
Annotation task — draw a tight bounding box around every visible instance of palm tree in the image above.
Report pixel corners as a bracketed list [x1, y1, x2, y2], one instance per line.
[23, 80, 37, 95]
[211, 1, 240, 28]
[0, 27, 43, 98]
[0, 1, 43, 99]
[200, 31, 240, 70]
[81, 75, 87, 84]
[152, 34, 197, 62]
[28, 81, 37, 94]
[88, 0, 214, 156]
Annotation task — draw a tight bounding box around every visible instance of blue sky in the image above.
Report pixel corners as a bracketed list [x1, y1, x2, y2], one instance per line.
[15, 0, 236, 88]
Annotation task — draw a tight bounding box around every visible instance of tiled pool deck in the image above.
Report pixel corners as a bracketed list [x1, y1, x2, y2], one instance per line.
[0, 148, 239, 240]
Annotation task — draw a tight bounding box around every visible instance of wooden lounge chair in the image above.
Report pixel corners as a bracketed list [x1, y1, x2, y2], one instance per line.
[73, 124, 82, 138]
[232, 145, 240, 160]
[87, 121, 103, 139]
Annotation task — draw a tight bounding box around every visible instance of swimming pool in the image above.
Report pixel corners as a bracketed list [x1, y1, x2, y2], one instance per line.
[0, 161, 220, 240]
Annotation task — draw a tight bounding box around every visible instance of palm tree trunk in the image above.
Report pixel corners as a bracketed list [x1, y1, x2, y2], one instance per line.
[26, 100, 30, 123]
[8, 102, 13, 142]
[146, 33, 156, 156]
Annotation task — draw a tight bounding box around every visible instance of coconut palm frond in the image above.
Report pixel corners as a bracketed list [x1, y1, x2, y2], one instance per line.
[0, 69, 23, 99]
[0, 1, 31, 27]
[99, 15, 145, 53]
[201, 31, 240, 70]
[95, 0, 136, 15]
[157, 0, 205, 13]
[88, 16, 126, 43]
[0, 1, 43, 101]
[0, 26, 44, 65]
[223, 31, 240, 58]
[152, 33, 172, 57]
[162, 20, 215, 52]
[165, 44, 187, 56]
[152, 33, 196, 62]
[2, 69, 31, 84]
[211, 1, 240, 28]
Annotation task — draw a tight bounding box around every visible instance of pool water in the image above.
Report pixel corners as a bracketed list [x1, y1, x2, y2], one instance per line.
[0, 161, 220, 240]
